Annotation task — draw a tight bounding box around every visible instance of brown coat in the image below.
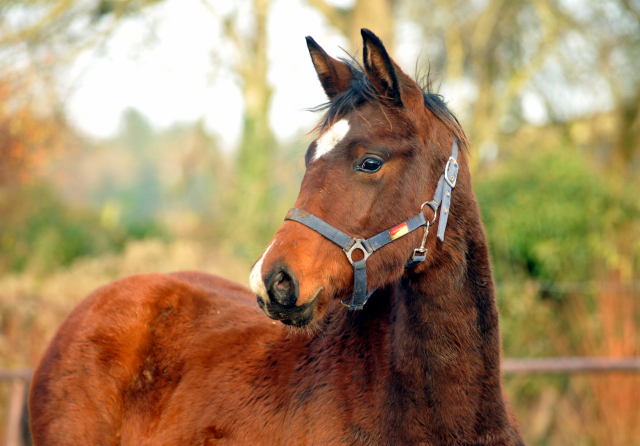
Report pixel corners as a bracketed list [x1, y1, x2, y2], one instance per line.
[29, 29, 524, 446]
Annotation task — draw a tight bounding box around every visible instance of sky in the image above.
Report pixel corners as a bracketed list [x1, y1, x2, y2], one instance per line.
[61, 0, 353, 151]
[58, 0, 560, 153]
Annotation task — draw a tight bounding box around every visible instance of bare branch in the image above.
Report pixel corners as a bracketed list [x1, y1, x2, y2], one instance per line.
[620, 0, 640, 23]
[305, 0, 349, 35]
[198, 0, 220, 19]
[0, 0, 75, 47]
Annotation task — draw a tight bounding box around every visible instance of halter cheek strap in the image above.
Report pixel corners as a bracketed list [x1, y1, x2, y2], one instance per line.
[284, 136, 459, 311]
[423, 135, 459, 242]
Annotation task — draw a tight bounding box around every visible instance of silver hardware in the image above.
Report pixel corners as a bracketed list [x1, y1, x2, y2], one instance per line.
[411, 222, 430, 261]
[444, 156, 458, 188]
[420, 201, 438, 225]
[343, 239, 372, 265]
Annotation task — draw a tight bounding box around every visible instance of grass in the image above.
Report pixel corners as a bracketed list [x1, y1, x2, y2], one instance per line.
[0, 237, 253, 440]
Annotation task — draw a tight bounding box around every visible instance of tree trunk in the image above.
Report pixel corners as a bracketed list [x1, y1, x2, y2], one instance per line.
[306, 0, 395, 54]
[228, 0, 277, 248]
[347, 0, 394, 53]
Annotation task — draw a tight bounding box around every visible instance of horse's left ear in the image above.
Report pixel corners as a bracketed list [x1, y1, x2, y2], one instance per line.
[306, 36, 354, 100]
[361, 28, 423, 111]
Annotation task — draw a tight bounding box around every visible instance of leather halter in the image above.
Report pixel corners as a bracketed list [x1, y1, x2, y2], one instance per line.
[285, 136, 459, 310]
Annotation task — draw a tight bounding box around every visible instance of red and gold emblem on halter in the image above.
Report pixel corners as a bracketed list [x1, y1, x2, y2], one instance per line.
[389, 222, 409, 240]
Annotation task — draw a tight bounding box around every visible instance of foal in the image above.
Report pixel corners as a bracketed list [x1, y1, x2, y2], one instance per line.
[29, 29, 524, 446]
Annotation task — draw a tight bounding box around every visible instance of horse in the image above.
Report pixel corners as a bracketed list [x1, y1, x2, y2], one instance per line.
[29, 29, 524, 446]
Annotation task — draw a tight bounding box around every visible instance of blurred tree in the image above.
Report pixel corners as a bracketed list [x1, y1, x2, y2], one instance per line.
[0, 0, 165, 104]
[200, 0, 278, 251]
[476, 144, 640, 285]
[562, 0, 640, 173]
[0, 81, 78, 186]
[0, 0, 164, 186]
[306, 0, 394, 52]
[170, 119, 229, 232]
[0, 183, 123, 274]
[0, 1, 172, 274]
[0, 0, 163, 55]
[400, 0, 574, 169]
[400, 0, 640, 174]
[120, 108, 154, 153]
[1, 0, 282, 254]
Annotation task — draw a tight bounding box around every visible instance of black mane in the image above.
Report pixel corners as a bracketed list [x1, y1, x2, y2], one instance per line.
[310, 57, 467, 149]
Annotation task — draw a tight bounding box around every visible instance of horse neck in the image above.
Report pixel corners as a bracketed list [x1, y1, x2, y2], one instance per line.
[340, 201, 513, 441]
[393, 218, 502, 390]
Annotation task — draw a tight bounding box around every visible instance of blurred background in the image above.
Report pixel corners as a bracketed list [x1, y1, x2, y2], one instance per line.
[0, 0, 639, 444]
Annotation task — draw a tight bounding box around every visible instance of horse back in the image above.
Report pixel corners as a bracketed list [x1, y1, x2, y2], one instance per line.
[28, 271, 266, 445]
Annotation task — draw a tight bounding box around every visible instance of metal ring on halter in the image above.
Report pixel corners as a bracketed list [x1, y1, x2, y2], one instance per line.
[343, 239, 372, 265]
[420, 201, 438, 225]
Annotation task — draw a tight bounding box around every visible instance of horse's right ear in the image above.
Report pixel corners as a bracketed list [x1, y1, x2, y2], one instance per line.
[306, 36, 354, 100]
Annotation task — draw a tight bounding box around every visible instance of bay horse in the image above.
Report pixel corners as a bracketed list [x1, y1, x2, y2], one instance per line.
[29, 29, 524, 445]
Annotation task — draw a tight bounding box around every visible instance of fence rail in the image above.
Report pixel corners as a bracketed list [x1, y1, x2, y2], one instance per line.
[502, 356, 640, 374]
[3, 357, 640, 383]
[0, 370, 32, 382]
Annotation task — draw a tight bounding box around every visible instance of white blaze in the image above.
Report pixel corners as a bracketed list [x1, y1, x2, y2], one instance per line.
[249, 242, 274, 299]
[312, 119, 350, 162]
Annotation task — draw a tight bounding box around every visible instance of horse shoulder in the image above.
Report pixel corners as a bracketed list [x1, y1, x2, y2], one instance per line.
[29, 272, 276, 445]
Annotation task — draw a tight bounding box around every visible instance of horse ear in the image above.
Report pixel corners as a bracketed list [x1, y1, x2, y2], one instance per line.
[361, 28, 423, 110]
[306, 36, 354, 100]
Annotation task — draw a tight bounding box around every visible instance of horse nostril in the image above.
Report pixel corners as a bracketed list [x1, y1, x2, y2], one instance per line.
[267, 266, 298, 308]
[275, 273, 288, 291]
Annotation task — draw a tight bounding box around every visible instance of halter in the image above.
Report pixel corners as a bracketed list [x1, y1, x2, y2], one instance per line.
[285, 136, 459, 310]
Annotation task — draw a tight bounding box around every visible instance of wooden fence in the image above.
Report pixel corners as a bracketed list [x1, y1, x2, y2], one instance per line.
[1, 370, 31, 446]
[502, 356, 640, 373]
[2, 358, 640, 446]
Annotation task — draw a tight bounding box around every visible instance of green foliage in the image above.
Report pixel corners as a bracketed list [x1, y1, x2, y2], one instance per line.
[475, 145, 640, 285]
[0, 183, 164, 275]
[476, 145, 640, 445]
[475, 143, 640, 354]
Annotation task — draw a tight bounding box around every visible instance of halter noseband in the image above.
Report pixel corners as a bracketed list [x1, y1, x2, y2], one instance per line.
[285, 136, 459, 310]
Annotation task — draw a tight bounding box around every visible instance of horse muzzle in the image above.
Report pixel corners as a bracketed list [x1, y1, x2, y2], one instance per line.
[259, 285, 323, 328]
[251, 259, 323, 327]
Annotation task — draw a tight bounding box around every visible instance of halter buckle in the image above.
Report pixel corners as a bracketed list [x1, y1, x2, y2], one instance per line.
[343, 239, 372, 265]
[444, 156, 459, 188]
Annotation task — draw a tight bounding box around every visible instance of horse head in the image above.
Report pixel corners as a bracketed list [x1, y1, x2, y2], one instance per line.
[250, 29, 468, 327]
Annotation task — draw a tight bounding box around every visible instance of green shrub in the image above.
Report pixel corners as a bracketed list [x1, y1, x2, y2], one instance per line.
[0, 183, 165, 274]
[475, 146, 640, 286]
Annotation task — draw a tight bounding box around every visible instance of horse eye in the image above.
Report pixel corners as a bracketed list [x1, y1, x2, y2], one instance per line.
[357, 157, 383, 173]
